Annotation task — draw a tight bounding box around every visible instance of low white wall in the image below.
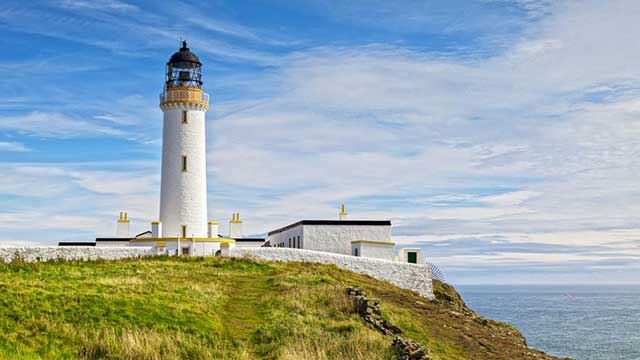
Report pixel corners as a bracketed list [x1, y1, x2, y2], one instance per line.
[0, 246, 154, 263]
[230, 247, 434, 299]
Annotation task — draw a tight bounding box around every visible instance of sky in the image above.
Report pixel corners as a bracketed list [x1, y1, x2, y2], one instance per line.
[1, 0, 639, 285]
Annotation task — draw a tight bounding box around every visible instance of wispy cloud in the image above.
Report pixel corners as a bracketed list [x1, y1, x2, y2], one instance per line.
[0, 142, 30, 152]
[58, 0, 139, 12]
[0, 111, 124, 138]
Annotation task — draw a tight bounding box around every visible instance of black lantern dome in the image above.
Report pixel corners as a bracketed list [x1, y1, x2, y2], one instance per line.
[165, 41, 202, 89]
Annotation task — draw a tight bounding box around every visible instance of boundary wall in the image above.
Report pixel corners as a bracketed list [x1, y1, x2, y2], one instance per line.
[230, 247, 434, 299]
[0, 246, 154, 263]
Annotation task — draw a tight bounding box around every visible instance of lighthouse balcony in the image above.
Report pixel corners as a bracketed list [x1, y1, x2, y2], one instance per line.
[160, 87, 209, 110]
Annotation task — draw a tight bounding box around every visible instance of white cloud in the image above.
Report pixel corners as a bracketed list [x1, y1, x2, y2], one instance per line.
[0, 141, 30, 152]
[0, 111, 123, 138]
[59, 0, 139, 12]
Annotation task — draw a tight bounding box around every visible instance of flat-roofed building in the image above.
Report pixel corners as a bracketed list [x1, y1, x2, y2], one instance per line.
[267, 220, 392, 256]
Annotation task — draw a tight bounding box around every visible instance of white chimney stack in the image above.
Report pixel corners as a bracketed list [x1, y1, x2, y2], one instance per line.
[208, 220, 219, 238]
[116, 212, 130, 238]
[228, 213, 243, 238]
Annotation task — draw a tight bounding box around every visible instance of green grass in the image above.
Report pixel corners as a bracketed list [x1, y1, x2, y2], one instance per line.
[0, 256, 561, 360]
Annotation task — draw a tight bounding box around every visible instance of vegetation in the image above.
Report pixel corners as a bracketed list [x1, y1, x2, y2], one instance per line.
[0, 256, 562, 359]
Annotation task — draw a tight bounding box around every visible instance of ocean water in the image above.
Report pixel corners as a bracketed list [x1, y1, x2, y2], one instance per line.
[457, 285, 640, 360]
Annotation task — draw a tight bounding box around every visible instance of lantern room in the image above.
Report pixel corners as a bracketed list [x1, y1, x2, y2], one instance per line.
[165, 41, 202, 89]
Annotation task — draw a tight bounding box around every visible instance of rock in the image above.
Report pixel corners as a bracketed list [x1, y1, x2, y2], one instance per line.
[347, 286, 430, 359]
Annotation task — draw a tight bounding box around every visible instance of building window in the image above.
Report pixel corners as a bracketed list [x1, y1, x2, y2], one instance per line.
[288, 238, 291, 248]
[181, 225, 187, 238]
[181, 155, 188, 172]
[182, 110, 188, 124]
[354, 248, 359, 256]
[297, 236, 301, 248]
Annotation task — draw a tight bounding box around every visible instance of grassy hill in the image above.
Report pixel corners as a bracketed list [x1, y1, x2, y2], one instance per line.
[0, 256, 564, 360]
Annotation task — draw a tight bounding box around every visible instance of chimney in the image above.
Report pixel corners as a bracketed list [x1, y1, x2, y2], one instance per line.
[116, 212, 130, 238]
[208, 220, 219, 238]
[228, 213, 243, 238]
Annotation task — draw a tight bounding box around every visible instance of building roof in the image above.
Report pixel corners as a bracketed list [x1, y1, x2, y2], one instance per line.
[233, 238, 265, 242]
[58, 242, 96, 246]
[135, 230, 152, 238]
[268, 220, 391, 236]
[168, 41, 201, 68]
[95, 238, 131, 242]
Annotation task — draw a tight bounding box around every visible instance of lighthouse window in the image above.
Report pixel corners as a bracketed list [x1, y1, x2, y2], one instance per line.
[182, 111, 188, 124]
[181, 225, 187, 238]
[181, 156, 188, 172]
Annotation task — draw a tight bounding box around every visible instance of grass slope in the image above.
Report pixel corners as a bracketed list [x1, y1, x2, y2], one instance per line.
[0, 257, 563, 360]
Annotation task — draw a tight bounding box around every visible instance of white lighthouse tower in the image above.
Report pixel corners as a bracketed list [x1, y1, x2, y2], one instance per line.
[158, 41, 209, 239]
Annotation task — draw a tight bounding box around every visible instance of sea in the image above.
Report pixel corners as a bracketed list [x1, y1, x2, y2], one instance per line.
[457, 285, 640, 360]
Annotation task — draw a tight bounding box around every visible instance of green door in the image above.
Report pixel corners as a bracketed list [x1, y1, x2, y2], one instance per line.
[407, 252, 417, 264]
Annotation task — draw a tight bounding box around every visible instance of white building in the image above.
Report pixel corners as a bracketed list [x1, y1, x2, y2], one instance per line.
[399, 248, 424, 264]
[266, 220, 392, 257]
[351, 240, 395, 261]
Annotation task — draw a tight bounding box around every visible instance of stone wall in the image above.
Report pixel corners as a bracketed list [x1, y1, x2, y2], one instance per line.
[0, 246, 154, 263]
[230, 247, 434, 299]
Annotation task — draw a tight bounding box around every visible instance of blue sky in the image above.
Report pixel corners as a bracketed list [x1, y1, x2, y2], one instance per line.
[1, 0, 640, 285]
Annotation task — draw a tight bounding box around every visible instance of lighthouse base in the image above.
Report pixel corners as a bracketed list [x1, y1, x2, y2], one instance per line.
[129, 238, 236, 257]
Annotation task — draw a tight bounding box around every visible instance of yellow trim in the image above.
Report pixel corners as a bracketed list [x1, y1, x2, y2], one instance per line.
[350, 240, 395, 246]
[160, 100, 209, 109]
[130, 237, 236, 244]
[156, 241, 166, 247]
[229, 212, 242, 224]
[166, 86, 203, 92]
[160, 87, 208, 109]
[151, 221, 161, 225]
[117, 212, 130, 222]
[208, 220, 219, 225]
[340, 204, 347, 215]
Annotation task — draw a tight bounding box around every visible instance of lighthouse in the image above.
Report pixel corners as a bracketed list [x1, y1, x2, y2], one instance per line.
[158, 41, 209, 239]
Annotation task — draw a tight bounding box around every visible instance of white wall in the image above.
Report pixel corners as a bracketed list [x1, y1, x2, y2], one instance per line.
[230, 247, 433, 299]
[267, 225, 303, 248]
[0, 246, 153, 262]
[95, 240, 130, 247]
[235, 241, 265, 248]
[353, 242, 394, 261]
[159, 104, 208, 238]
[304, 224, 391, 255]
